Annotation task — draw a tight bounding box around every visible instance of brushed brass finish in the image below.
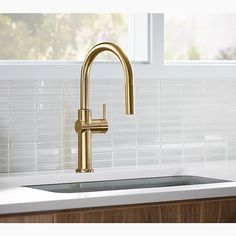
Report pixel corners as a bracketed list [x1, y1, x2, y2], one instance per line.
[103, 104, 106, 120]
[75, 42, 135, 173]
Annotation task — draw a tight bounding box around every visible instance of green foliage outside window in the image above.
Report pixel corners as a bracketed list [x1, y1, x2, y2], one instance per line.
[0, 14, 128, 60]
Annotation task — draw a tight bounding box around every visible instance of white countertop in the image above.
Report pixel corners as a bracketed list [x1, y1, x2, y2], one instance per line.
[0, 161, 236, 215]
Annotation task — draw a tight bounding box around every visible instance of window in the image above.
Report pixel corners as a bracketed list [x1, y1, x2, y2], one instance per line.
[165, 14, 236, 61]
[2, 14, 235, 81]
[0, 13, 149, 62]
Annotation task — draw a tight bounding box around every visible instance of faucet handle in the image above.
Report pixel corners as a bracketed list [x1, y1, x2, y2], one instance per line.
[103, 104, 107, 120]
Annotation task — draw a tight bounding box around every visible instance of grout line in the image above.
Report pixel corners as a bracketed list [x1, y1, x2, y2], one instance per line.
[35, 81, 39, 172]
[225, 81, 229, 165]
[203, 79, 207, 167]
[62, 80, 65, 171]
[8, 81, 11, 173]
[135, 79, 138, 168]
[159, 79, 162, 165]
[111, 79, 115, 170]
[181, 79, 184, 166]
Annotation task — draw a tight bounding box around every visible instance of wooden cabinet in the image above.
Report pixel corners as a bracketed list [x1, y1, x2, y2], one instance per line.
[0, 196, 236, 223]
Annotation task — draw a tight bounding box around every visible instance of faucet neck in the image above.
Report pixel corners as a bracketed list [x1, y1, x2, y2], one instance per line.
[80, 42, 134, 114]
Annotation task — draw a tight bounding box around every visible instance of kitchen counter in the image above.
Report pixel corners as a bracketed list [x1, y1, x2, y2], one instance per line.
[0, 161, 236, 215]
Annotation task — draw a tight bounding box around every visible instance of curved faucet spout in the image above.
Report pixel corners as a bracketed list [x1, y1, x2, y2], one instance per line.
[80, 42, 135, 114]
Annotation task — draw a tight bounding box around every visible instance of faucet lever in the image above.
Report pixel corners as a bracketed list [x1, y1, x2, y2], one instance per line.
[103, 104, 107, 120]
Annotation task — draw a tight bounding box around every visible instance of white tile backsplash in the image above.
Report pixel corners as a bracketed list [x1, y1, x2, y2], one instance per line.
[0, 78, 235, 173]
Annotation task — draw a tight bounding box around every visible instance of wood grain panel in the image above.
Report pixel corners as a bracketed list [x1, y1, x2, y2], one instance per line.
[55, 209, 103, 223]
[200, 200, 220, 223]
[102, 208, 132, 223]
[55, 207, 131, 223]
[159, 203, 181, 223]
[179, 202, 201, 223]
[218, 198, 236, 223]
[131, 205, 161, 223]
[0, 213, 53, 223]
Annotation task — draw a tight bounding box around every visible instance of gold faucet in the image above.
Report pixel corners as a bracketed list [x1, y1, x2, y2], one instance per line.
[75, 42, 135, 173]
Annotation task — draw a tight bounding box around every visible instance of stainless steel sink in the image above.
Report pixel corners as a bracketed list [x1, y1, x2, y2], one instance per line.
[25, 175, 229, 193]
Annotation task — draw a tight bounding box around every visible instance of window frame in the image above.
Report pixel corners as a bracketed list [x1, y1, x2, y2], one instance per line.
[1, 13, 236, 81]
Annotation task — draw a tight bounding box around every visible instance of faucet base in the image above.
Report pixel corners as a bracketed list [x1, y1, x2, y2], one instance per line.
[76, 169, 94, 173]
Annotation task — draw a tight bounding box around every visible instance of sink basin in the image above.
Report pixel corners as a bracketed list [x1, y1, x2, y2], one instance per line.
[25, 175, 229, 193]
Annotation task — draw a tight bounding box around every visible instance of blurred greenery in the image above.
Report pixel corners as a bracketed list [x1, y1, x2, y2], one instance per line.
[216, 48, 236, 60]
[165, 17, 201, 60]
[165, 15, 236, 61]
[188, 43, 200, 60]
[0, 14, 128, 60]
